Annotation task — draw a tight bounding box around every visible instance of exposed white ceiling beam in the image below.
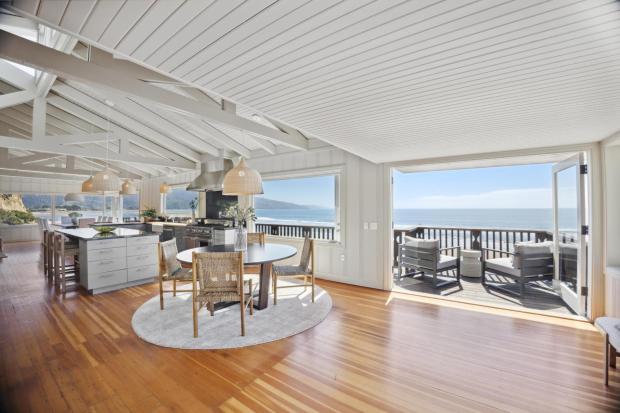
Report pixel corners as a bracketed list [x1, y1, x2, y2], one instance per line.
[46, 95, 181, 162]
[0, 134, 194, 169]
[0, 159, 140, 179]
[50, 82, 201, 163]
[10, 151, 62, 165]
[0, 89, 33, 109]
[0, 12, 38, 31]
[0, 170, 84, 181]
[0, 30, 309, 150]
[0, 59, 35, 90]
[31, 96, 45, 138]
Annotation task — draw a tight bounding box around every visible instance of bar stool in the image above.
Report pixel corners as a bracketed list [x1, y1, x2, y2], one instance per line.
[53, 234, 80, 296]
[45, 230, 56, 280]
[42, 229, 50, 276]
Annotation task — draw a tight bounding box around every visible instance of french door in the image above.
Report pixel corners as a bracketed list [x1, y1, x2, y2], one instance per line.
[552, 153, 587, 316]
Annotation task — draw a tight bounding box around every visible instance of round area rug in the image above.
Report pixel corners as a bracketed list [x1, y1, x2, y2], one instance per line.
[131, 280, 332, 350]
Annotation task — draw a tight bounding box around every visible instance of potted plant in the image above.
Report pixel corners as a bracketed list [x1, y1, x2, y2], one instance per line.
[141, 207, 157, 222]
[68, 211, 82, 226]
[223, 204, 256, 251]
[189, 197, 198, 223]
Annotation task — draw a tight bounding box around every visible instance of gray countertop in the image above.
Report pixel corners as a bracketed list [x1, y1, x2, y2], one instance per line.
[56, 228, 157, 240]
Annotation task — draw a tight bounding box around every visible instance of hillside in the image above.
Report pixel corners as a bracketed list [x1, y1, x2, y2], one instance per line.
[254, 197, 312, 210]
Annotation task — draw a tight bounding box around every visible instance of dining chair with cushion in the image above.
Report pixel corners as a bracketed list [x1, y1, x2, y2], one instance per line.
[158, 238, 193, 310]
[191, 251, 254, 337]
[481, 241, 554, 297]
[397, 236, 461, 288]
[272, 237, 315, 305]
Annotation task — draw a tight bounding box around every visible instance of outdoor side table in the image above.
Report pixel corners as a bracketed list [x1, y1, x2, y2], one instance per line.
[461, 249, 482, 278]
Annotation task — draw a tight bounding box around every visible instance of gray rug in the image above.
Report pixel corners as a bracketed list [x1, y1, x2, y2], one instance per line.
[131, 280, 332, 349]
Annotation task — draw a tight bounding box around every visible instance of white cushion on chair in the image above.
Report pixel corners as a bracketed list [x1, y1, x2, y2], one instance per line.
[485, 257, 521, 276]
[437, 254, 457, 270]
[404, 237, 440, 260]
[512, 241, 553, 269]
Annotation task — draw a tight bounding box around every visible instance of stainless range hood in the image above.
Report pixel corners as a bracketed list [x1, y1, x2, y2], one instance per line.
[186, 159, 233, 191]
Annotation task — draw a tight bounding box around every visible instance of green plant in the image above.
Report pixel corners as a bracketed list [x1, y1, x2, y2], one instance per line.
[68, 212, 82, 218]
[223, 204, 256, 226]
[141, 207, 157, 218]
[0, 209, 36, 225]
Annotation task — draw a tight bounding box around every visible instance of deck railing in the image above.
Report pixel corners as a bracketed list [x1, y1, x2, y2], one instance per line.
[256, 222, 336, 241]
[393, 226, 556, 267]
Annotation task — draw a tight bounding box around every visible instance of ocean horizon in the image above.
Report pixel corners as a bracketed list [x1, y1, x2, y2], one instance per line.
[255, 208, 577, 231]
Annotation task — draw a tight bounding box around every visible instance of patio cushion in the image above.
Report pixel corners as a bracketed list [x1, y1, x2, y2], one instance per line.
[437, 254, 457, 270]
[595, 317, 620, 350]
[512, 241, 553, 269]
[485, 257, 521, 276]
[404, 237, 440, 260]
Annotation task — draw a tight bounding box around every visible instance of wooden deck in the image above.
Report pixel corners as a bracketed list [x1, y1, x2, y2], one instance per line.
[1, 242, 618, 412]
[393, 272, 575, 317]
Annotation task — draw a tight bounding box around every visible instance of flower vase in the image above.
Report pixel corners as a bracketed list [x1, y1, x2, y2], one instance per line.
[191, 210, 196, 224]
[234, 226, 247, 251]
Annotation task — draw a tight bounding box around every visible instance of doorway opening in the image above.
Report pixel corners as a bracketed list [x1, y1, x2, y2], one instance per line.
[392, 154, 589, 318]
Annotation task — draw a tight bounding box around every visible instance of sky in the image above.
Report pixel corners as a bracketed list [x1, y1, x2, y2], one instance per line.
[394, 163, 556, 209]
[259, 163, 576, 210]
[258, 175, 335, 208]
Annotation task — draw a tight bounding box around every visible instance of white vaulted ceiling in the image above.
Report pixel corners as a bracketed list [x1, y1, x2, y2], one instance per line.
[3, 0, 620, 164]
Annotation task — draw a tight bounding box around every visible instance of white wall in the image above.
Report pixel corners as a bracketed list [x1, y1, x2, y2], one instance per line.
[247, 147, 389, 289]
[604, 144, 620, 267]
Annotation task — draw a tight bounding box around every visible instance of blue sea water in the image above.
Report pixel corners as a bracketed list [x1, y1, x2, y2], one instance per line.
[256, 208, 578, 231]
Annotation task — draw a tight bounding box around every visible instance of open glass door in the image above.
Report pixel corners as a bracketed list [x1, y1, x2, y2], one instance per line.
[552, 154, 587, 316]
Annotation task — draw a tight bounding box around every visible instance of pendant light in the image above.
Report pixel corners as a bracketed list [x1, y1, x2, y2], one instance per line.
[91, 103, 121, 193]
[120, 179, 137, 195]
[160, 182, 171, 194]
[81, 176, 94, 192]
[64, 193, 84, 202]
[223, 158, 263, 195]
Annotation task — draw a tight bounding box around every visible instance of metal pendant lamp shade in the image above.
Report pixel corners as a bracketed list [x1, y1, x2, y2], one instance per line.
[91, 167, 121, 193]
[160, 182, 171, 194]
[223, 158, 264, 195]
[121, 179, 137, 195]
[64, 193, 84, 202]
[81, 176, 94, 193]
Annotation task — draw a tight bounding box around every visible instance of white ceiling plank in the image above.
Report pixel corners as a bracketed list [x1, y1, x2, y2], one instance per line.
[0, 89, 34, 109]
[78, 0, 125, 41]
[129, 0, 215, 61]
[97, 0, 155, 49]
[163, 0, 277, 75]
[0, 12, 38, 31]
[37, 0, 69, 26]
[58, 0, 97, 33]
[145, 0, 243, 68]
[115, 0, 184, 55]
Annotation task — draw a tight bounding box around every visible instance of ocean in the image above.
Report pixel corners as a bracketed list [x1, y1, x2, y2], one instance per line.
[255, 208, 577, 231]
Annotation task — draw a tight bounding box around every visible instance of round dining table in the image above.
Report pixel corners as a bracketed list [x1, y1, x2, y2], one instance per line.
[176, 243, 297, 310]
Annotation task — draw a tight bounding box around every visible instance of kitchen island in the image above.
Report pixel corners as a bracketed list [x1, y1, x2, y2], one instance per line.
[56, 228, 159, 294]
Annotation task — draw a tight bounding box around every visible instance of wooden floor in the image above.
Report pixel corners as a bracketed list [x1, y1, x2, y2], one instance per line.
[393, 272, 574, 316]
[1, 242, 618, 412]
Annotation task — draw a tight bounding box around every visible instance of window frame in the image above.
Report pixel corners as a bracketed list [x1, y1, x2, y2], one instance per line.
[253, 166, 344, 245]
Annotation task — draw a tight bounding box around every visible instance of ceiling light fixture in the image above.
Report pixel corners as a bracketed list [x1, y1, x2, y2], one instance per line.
[160, 182, 171, 194]
[222, 158, 263, 195]
[120, 179, 137, 195]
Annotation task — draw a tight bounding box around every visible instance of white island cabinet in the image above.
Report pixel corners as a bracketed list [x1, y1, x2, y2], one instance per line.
[56, 228, 159, 294]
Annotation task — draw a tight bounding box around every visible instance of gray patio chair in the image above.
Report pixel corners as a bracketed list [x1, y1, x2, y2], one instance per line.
[397, 237, 461, 288]
[481, 241, 554, 297]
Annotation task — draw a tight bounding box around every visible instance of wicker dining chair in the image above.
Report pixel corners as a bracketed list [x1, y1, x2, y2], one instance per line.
[191, 251, 254, 337]
[272, 237, 315, 305]
[158, 238, 193, 310]
[244, 232, 265, 274]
